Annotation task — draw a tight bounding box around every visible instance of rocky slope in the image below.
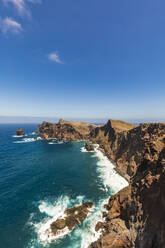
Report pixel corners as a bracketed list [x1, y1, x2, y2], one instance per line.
[37, 119, 98, 140]
[89, 121, 165, 248]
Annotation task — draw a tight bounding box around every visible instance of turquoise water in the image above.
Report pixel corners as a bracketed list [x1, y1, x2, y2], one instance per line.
[0, 124, 128, 248]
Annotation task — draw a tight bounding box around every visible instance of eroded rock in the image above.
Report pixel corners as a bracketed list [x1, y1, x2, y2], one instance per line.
[50, 201, 93, 236]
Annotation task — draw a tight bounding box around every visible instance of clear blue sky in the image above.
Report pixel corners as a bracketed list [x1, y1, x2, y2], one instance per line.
[0, 0, 165, 120]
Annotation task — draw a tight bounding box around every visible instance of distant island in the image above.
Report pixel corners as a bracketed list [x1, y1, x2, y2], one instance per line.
[37, 118, 165, 248]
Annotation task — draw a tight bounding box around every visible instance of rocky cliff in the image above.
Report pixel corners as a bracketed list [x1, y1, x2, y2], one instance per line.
[38, 118, 165, 247]
[89, 121, 165, 248]
[37, 119, 98, 140]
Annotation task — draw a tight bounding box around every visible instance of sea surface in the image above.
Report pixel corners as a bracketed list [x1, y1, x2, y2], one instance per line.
[0, 124, 128, 248]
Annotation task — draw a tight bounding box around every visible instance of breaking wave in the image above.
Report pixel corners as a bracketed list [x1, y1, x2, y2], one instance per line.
[28, 195, 108, 248]
[12, 134, 27, 138]
[27, 142, 128, 248]
[48, 141, 64, 145]
[13, 137, 42, 143]
[81, 144, 128, 193]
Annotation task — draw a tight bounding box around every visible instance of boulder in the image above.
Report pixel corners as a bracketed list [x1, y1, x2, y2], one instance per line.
[85, 142, 94, 151]
[16, 128, 25, 136]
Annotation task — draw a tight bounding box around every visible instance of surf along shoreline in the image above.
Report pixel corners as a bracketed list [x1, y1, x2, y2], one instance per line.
[34, 119, 132, 245]
[15, 119, 165, 247]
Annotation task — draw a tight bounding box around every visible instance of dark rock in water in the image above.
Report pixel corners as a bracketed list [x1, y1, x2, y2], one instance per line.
[16, 128, 25, 136]
[85, 142, 94, 151]
[50, 201, 93, 236]
[95, 221, 104, 232]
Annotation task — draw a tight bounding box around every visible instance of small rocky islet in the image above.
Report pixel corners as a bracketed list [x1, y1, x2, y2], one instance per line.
[16, 128, 25, 136]
[35, 119, 165, 247]
[50, 202, 93, 236]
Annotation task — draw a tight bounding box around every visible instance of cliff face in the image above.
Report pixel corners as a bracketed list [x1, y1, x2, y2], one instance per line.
[90, 120, 164, 180]
[37, 119, 98, 140]
[89, 121, 165, 248]
[37, 118, 165, 247]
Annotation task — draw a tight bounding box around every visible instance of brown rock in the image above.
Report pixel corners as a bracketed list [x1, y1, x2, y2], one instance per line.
[95, 222, 103, 232]
[50, 201, 93, 237]
[37, 120, 99, 141]
[85, 142, 94, 151]
[89, 121, 165, 248]
[16, 128, 25, 136]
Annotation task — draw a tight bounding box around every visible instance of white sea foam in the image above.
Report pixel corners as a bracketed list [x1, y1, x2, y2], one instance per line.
[48, 140, 64, 145]
[93, 148, 128, 193]
[80, 147, 87, 152]
[75, 143, 129, 247]
[72, 198, 109, 248]
[13, 137, 42, 143]
[80, 144, 97, 153]
[29, 144, 128, 247]
[58, 141, 64, 144]
[81, 144, 128, 193]
[12, 134, 27, 138]
[36, 197, 106, 248]
[30, 195, 86, 245]
[31, 132, 36, 135]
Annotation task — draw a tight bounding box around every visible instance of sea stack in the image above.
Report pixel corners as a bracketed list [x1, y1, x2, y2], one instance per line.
[85, 142, 94, 151]
[16, 128, 25, 136]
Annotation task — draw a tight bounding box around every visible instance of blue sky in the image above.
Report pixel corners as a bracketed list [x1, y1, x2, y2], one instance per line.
[0, 0, 165, 121]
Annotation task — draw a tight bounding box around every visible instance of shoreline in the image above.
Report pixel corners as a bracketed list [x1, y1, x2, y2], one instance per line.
[98, 147, 130, 183]
[82, 141, 129, 195]
[80, 142, 129, 246]
[97, 146, 130, 183]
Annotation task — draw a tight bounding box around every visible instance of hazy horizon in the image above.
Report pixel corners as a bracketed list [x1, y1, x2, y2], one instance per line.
[0, 115, 165, 124]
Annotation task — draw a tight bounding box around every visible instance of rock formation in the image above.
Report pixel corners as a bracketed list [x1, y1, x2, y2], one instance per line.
[37, 118, 165, 247]
[16, 128, 25, 136]
[51, 202, 93, 236]
[85, 142, 94, 151]
[89, 121, 165, 248]
[37, 119, 98, 140]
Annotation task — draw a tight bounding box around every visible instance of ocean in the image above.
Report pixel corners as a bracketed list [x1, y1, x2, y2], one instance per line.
[0, 124, 128, 248]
